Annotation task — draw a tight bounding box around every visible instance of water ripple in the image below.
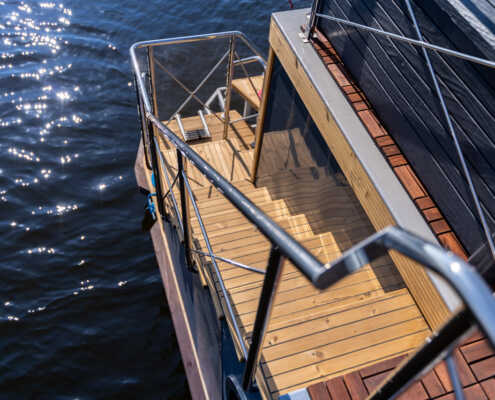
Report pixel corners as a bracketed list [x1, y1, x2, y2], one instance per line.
[0, 0, 310, 398]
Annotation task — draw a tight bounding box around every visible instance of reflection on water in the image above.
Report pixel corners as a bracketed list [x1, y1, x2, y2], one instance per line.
[0, 0, 309, 398]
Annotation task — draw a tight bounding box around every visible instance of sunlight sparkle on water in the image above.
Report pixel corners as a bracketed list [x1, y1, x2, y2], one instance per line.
[26, 247, 55, 255]
[56, 91, 70, 101]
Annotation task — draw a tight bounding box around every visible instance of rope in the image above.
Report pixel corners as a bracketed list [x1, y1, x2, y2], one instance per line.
[146, 193, 157, 220]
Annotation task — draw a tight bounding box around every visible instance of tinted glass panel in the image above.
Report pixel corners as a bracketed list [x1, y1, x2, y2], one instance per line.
[257, 56, 341, 179]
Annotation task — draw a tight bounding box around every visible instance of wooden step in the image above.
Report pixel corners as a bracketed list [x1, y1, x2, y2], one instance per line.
[231, 75, 264, 110]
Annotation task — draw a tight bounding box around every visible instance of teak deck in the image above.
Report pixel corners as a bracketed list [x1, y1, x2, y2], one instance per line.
[155, 110, 431, 398]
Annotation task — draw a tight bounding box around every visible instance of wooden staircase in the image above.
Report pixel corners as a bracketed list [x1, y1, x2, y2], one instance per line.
[156, 112, 431, 399]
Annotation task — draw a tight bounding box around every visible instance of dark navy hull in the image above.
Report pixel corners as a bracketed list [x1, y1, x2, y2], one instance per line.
[317, 0, 495, 256]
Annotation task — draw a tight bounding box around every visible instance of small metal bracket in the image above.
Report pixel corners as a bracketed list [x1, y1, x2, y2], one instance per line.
[298, 32, 309, 43]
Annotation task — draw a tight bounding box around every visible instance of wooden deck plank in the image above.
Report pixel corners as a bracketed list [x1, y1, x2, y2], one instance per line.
[307, 382, 332, 400]
[263, 318, 428, 377]
[226, 263, 394, 305]
[344, 372, 368, 400]
[461, 339, 495, 363]
[193, 192, 362, 224]
[192, 187, 359, 223]
[237, 284, 404, 333]
[262, 289, 412, 338]
[237, 274, 404, 329]
[471, 356, 495, 381]
[235, 271, 402, 322]
[261, 306, 421, 363]
[222, 259, 394, 298]
[263, 291, 413, 348]
[268, 330, 427, 394]
[421, 370, 445, 398]
[192, 216, 370, 252]
[326, 377, 351, 400]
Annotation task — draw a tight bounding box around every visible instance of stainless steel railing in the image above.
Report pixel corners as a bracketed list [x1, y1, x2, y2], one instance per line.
[131, 31, 495, 399]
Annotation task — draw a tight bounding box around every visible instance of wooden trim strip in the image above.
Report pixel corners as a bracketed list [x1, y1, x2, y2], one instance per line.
[250, 47, 275, 183]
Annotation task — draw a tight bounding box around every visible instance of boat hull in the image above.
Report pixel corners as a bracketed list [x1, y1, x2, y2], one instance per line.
[135, 140, 223, 400]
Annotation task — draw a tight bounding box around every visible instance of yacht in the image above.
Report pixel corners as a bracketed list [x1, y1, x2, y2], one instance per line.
[131, 2, 495, 399]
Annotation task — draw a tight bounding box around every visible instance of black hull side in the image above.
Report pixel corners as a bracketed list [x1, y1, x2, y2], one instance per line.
[135, 141, 225, 400]
[317, 0, 495, 255]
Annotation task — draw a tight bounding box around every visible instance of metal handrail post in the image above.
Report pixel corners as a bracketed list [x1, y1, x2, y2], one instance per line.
[242, 246, 285, 390]
[155, 141, 183, 232]
[182, 172, 248, 359]
[223, 34, 236, 139]
[134, 75, 152, 170]
[367, 307, 474, 400]
[148, 47, 164, 145]
[177, 150, 193, 268]
[306, 0, 322, 40]
[147, 118, 165, 217]
[144, 48, 167, 216]
[446, 352, 466, 400]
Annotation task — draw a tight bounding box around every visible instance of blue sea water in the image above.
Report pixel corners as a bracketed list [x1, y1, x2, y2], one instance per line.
[0, 0, 310, 398]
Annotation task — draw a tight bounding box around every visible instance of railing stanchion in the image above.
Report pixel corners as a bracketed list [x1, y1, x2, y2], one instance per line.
[367, 308, 474, 400]
[145, 47, 166, 216]
[134, 75, 152, 170]
[242, 245, 285, 391]
[306, 0, 322, 40]
[177, 150, 193, 268]
[446, 352, 466, 400]
[223, 34, 235, 139]
[147, 119, 165, 217]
